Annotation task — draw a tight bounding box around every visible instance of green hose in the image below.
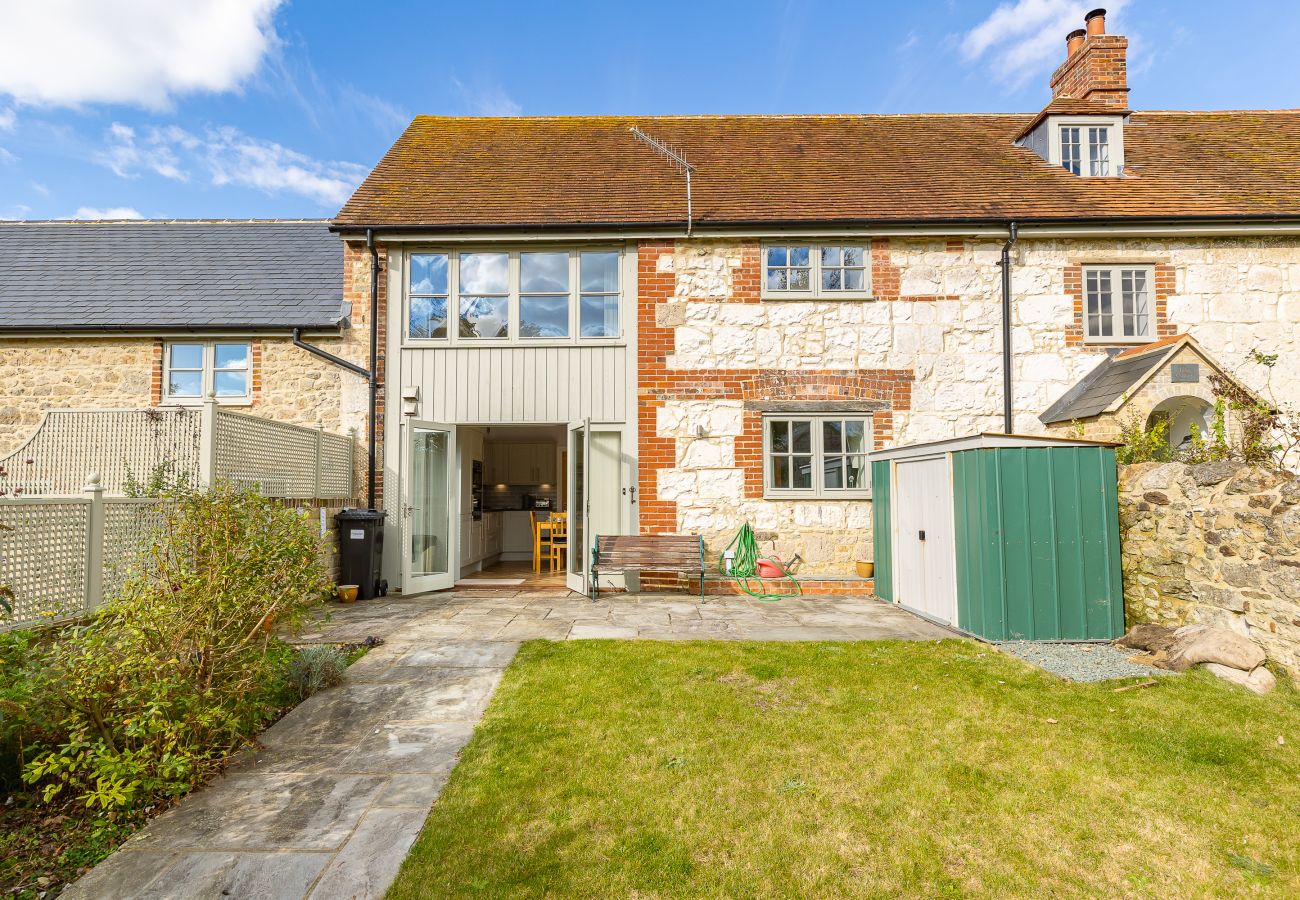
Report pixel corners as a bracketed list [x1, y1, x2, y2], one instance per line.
[718, 523, 802, 601]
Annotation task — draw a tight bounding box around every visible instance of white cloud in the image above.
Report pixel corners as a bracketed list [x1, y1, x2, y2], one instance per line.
[0, 147, 17, 165]
[960, 0, 1130, 87]
[451, 78, 521, 117]
[0, 107, 14, 130]
[0, 1, 284, 109]
[70, 206, 144, 220]
[98, 121, 367, 207]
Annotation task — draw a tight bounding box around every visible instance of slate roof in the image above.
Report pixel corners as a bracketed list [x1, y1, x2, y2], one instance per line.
[335, 110, 1300, 229]
[1039, 340, 1180, 424]
[0, 220, 345, 332]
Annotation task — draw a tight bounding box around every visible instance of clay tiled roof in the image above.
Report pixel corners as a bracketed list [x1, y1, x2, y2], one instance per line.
[1013, 97, 1131, 139]
[335, 111, 1300, 230]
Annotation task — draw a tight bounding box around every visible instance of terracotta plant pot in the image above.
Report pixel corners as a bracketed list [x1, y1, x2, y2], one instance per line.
[336, 584, 359, 604]
[856, 561, 875, 579]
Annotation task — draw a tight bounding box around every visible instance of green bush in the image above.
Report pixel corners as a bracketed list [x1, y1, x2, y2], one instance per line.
[15, 485, 331, 811]
[286, 645, 350, 701]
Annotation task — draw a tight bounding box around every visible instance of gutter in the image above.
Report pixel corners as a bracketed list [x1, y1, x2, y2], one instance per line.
[1000, 222, 1018, 434]
[290, 229, 381, 512]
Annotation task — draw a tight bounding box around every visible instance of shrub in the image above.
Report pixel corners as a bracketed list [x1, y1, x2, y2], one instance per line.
[286, 645, 350, 701]
[19, 485, 331, 810]
[1116, 414, 1171, 464]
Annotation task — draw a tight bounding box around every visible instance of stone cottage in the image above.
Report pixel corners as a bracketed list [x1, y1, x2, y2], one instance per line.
[327, 8, 1299, 594]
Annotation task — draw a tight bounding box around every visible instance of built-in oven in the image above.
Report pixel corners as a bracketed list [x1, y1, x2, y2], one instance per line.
[471, 460, 483, 520]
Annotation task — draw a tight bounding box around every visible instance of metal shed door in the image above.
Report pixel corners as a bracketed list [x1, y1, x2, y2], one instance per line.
[892, 456, 956, 625]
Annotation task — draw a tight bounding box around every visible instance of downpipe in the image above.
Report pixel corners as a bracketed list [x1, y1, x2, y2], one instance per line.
[1000, 222, 1018, 434]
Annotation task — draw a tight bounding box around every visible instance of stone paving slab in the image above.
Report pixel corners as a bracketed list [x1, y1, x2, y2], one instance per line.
[66, 593, 953, 899]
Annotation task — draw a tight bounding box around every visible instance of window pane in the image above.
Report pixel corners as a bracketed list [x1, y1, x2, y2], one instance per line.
[821, 246, 842, 266]
[520, 295, 569, 338]
[769, 420, 789, 453]
[459, 253, 508, 294]
[169, 343, 203, 370]
[1061, 127, 1081, 175]
[823, 420, 842, 453]
[410, 253, 448, 295]
[791, 420, 811, 453]
[843, 268, 865, 291]
[845, 419, 866, 453]
[580, 294, 619, 338]
[214, 371, 248, 398]
[1089, 127, 1110, 176]
[771, 456, 790, 489]
[168, 370, 202, 397]
[410, 296, 448, 339]
[214, 343, 248, 369]
[459, 295, 509, 339]
[846, 455, 867, 489]
[767, 268, 788, 291]
[790, 247, 810, 267]
[521, 252, 569, 293]
[580, 252, 619, 292]
[843, 246, 865, 266]
[789, 268, 810, 291]
[792, 456, 813, 490]
[766, 246, 788, 267]
[824, 455, 844, 489]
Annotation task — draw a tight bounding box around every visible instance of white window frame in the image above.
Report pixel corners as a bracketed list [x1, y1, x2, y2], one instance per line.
[761, 243, 872, 300]
[1048, 116, 1125, 177]
[162, 340, 252, 406]
[762, 413, 872, 499]
[403, 247, 625, 346]
[1082, 264, 1156, 344]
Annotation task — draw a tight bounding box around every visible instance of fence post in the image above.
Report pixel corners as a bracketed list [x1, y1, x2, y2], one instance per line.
[198, 393, 219, 488]
[314, 420, 324, 499]
[84, 472, 105, 613]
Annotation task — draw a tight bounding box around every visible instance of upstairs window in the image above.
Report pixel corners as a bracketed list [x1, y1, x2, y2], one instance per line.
[1059, 124, 1113, 176]
[1084, 265, 1152, 342]
[164, 341, 251, 403]
[407, 249, 622, 344]
[763, 244, 870, 298]
[764, 414, 871, 498]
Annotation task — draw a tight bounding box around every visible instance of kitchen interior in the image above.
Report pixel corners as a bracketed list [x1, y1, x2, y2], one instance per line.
[458, 424, 566, 579]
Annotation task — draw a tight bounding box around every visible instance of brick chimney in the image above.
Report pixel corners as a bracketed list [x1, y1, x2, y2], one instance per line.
[1049, 8, 1129, 108]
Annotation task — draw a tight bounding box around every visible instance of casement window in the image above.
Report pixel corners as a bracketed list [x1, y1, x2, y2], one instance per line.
[1059, 124, 1113, 176]
[164, 341, 251, 403]
[763, 244, 870, 298]
[764, 414, 871, 498]
[406, 249, 622, 344]
[1083, 265, 1153, 342]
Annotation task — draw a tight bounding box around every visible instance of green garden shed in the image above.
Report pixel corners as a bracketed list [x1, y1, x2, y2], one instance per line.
[869, 434, 1124, 641]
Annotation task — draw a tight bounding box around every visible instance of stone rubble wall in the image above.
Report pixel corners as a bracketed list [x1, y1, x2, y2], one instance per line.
[643, 236, 1300, 574]
[1118, 461, 1300, 681]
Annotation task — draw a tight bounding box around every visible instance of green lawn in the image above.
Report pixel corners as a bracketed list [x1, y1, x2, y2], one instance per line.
[389, 640, 1299, 899]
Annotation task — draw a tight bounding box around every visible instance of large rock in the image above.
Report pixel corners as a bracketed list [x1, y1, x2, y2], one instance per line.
[1167, 625, 1267, 673]
[1115, 624, 1180, 653]
[1202, 662, 1277, 695]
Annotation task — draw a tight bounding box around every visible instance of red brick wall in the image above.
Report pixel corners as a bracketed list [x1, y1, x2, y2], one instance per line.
[1065, 261, 1176, 346]
[150, 339, 164, 406]
[343, 240, 387, 507]
[1049, 34, 1129, 107]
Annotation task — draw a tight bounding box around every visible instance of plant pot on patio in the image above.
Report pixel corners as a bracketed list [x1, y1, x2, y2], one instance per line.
[855, 561, 874, 578]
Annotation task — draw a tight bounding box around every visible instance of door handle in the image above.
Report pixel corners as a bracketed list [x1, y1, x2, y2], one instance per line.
[918, 530, 926, 541]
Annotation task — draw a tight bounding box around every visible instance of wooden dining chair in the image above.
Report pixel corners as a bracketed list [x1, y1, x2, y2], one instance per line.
[529, 511, 552, 573]
[547, 512, 568, 573]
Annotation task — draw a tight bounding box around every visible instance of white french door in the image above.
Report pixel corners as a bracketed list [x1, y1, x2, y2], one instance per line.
[403, 421, 457, 594]
[566, 420, 628, 594]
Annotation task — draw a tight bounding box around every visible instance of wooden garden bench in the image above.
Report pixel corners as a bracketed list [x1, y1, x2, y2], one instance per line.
[590, 534, 707, 600]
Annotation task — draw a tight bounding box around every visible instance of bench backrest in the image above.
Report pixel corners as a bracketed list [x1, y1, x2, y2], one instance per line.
[593, 534, 705, 571]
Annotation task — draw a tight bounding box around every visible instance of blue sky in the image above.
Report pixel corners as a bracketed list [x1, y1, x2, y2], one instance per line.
[1, 0, 1296, 221]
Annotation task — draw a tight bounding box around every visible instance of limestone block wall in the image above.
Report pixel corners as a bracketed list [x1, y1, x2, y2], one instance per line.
[637, 235, 1300, 575]
[1119, 461, 1300, 681]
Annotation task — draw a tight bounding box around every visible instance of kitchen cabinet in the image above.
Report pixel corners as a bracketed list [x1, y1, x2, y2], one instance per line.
[460, 511, 504, 567]
[485, 444, 509, 485]
[486, 442, 558, 486]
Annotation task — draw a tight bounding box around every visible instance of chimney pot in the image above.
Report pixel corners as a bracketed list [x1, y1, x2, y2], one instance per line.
[1066, 28, 1086, 57]
[1085, 8, 1107, 36]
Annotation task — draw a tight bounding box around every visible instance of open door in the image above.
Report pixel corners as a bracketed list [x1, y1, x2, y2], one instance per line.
[567, 420, 628, 595]
[403, 421, 457, 594]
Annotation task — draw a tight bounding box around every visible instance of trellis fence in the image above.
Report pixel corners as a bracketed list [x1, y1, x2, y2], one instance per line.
[0, 476, 166, 631]
[0, 398, 356, 500]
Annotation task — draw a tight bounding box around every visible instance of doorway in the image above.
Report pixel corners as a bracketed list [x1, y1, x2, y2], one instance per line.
[566, 421, 628, 594]
[891, 455, 957, 625]
[403, 421, 457, 594]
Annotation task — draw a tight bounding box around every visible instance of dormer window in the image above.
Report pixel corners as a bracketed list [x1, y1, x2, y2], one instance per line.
[1060, 125, 1111, 176]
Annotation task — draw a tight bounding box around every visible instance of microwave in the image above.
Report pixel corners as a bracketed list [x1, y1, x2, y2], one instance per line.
[533, 497, 553, 510]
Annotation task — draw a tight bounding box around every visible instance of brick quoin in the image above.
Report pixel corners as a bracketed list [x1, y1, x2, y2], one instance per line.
[343, 240, 388, 507]
[637, 240, 914, 535]
[1064, 261, 1176, 347]
[149, 339, 164, 406]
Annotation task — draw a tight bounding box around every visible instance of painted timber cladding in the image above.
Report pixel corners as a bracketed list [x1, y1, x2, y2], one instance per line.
[399, 345, 628, 423]
[870, 459, 894, 601]
[952, 447, 1124, 641]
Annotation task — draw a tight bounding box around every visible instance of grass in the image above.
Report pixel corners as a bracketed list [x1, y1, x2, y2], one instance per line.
[389, 640, 1300, 899]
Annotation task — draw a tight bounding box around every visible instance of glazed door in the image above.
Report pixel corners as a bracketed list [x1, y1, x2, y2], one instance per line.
[403, 421, 457, 594]
[566, 420, 591, 593]
[567, 421, 627, 595]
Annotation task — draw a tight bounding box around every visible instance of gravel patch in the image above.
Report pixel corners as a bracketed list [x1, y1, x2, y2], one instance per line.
[994, 641, 1175, 683]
